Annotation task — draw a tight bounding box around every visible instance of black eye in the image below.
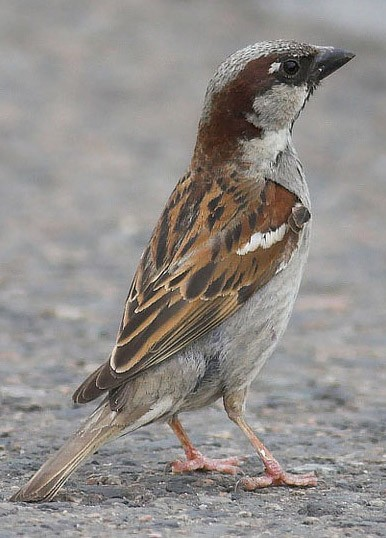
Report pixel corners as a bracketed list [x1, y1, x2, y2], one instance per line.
[282, 59, 300, 76]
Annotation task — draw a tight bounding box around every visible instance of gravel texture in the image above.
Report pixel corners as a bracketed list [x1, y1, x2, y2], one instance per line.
[0, 1, 385, 537]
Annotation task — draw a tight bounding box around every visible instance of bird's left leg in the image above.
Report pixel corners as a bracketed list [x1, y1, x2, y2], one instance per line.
[168, 416, 242, 475]
[224, 390, 317, 489]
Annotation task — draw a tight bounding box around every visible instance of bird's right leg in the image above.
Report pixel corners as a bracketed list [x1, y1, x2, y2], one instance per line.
[224, 389, 317, 489]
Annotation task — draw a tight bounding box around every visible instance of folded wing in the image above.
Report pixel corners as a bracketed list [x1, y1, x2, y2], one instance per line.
[73, 171, 310, 404]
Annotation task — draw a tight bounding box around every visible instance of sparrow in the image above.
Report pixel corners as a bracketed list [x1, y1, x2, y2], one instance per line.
[11, 40, 354, 502]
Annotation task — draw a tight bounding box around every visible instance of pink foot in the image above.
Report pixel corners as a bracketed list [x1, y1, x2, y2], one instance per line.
[241, 462, 317, 490]
[171, 451, 242, 476]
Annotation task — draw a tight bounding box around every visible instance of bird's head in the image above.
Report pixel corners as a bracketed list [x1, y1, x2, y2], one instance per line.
[194, 40, 354, 166]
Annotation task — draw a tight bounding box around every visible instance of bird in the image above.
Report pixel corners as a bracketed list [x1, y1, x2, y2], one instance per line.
[10, 40, 354, 502]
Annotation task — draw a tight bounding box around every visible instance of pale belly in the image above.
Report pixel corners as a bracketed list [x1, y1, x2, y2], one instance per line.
[178, 224, 311, 413]
[116, 226, 311, 422]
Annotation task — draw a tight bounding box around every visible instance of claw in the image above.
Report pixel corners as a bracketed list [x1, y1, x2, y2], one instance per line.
[241, 470, 317, 490]
[171, 453, 242, 475]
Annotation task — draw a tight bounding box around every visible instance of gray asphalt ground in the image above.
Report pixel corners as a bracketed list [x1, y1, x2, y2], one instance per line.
[0, 1, 385, 536]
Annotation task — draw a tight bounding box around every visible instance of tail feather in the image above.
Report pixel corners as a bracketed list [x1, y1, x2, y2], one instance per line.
[10, 402, 125, 503]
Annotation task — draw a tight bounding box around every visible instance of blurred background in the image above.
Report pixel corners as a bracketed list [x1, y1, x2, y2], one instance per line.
[0, 1, 385, 535]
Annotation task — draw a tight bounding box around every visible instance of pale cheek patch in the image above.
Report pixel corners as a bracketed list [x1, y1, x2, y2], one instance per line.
[268, 61, 281, 74]
[252, 84, 309, 131]
[236, 224, 286, 256]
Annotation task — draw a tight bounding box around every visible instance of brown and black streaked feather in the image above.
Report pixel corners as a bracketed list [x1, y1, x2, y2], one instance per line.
[73, 171, 310, 404]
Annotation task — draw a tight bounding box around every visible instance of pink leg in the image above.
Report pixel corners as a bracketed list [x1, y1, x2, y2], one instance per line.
[168, 416, 242, 475]
[224, 392, 317, 490]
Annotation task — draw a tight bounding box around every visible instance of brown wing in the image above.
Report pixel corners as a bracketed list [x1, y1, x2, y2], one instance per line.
[73, 171, 310, 403]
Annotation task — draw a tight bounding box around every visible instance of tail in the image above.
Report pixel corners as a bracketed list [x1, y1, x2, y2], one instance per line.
[10, 400, 126, 503]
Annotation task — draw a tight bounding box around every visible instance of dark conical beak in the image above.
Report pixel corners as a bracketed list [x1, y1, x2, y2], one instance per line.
[312, 47, 355, 81]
